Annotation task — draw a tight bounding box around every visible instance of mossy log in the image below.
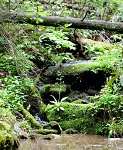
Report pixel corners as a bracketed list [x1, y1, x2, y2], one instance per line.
[0, 9, 123, 33]
[18, 104, 42, 128]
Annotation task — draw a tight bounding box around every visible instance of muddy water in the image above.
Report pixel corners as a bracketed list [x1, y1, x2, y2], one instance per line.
[19, 134, 123, 150]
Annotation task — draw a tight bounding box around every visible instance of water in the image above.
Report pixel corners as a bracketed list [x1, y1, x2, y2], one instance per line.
[19, 134, 123, 150]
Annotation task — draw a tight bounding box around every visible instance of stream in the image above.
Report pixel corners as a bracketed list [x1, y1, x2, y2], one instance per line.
[19, 134, 123, 150]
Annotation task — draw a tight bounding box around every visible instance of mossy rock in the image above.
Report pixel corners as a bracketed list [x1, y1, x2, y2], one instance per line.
[29, 133, 54, 140]
[0, 107, 19, 149]
[60, 119, 105, 134]
[43, 121, 62, 134]
[40, 83, 68, 95]
[0, 107, 16, 127]
[64, 128, 78, 134]
[45, 60, 112, 77]
[0, 130, 14, 149]
[0, 130, 19, 149]
[34, 128, 58, 135]
[45, 102, 94, 122]
[18, 104, 42, 128]
[45, 102, 108, 134]
[44, 62, 112, 92]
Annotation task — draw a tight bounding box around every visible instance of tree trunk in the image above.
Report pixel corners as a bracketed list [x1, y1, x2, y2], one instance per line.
[0, 9, 123, 33]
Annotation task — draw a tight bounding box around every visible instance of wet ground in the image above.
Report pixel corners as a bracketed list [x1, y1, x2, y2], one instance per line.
[19, 134, 123, 150]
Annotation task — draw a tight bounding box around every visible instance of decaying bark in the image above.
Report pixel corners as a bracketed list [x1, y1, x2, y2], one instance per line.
[0, 9, 123, 33]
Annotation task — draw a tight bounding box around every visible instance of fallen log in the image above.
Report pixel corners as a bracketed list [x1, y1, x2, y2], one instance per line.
[0, 9, 123, 33]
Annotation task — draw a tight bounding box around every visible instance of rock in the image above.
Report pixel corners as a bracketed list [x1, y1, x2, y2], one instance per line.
[64, 128, 78, 134]
[14, 122, 29, 139]
[43, 121, 62, 134]
[44, 60, 109, 91]
[29, 133, 53, 140]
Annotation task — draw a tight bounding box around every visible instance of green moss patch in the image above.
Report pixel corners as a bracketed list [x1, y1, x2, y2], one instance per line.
[60, 118, 105, 134]
[40, 83, 67, 94]
[45, 60, 114, 77]
[0, 130, 14, 149]
[45, 102, 109, 134]
[0, 107, 19, 149]
[45, 102, 94, 122]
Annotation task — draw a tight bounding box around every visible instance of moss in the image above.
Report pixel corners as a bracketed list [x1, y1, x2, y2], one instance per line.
[72, 99, 88, 104]
[18, 104, 42, 128]
[59, 118, 105, 134]
[45, 102, 108, 134]
[0, 131, 6, 149]
[0, 107, 16, 127]
[40, 84, 69, 104]
[43, 121, 62, 134]
[40, 83, 67, 94]
[64, 128, 78, 134]
[29, 133, 54, 140]
[50, 84, 67, 93]
[0, 121, 11, 131]
[0, 130, 20, 149]
[45, 102, 94, 122]
[0, 107, 19, 149]
[45, 48, 121, 77]
[45, 61, 99, 76]
[45, 60, 114, 77]
[45, 101, 123, 135]
[34, 128, 58, 135]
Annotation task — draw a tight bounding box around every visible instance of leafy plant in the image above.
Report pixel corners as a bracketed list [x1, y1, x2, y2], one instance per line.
[0, 53, 17, 75]
[52, 52, 74, 65]
[1, 76, 26, 111]
[19, 120, 32, 131]
[50, 95, 68, 112]
[39, 27, 76, 50]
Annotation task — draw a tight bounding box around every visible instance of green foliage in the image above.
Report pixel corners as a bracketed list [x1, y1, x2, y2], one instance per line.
[0, 76, 25, 111]
[92, 47, 122, 72]
[52, 52, 74, 65]
[0, 107, 18, 150]
[0, 0, 123, 138]
[0, 47, 34, 76]
[19, 120, 32, 131]
[23, 77, 41, 101]
[12, 49, 35, 76]
[99, 86, 119, 107]
[40, 83, 67, 94]
[0, 53, 17, 75]
[39, 27, 76, 50]
[107, 119, 123, 138]
[86, 44, 104, 54]
[106, 72, 123, 87]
